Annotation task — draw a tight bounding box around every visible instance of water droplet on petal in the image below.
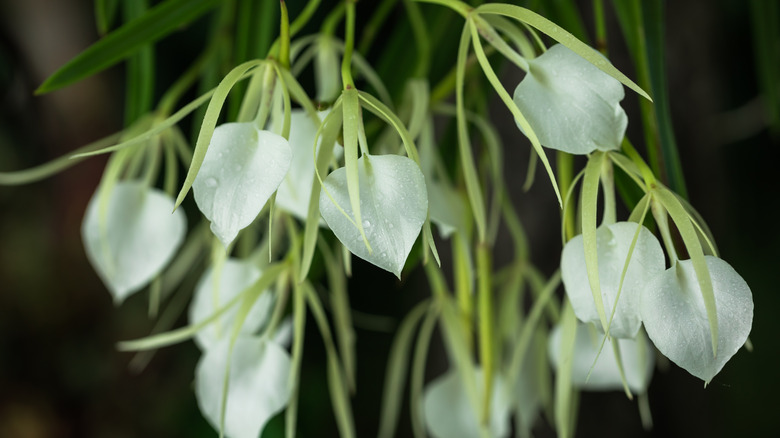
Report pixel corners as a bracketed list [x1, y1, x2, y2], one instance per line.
[363, 220, 371, 228]
[205, 178, 218, 188]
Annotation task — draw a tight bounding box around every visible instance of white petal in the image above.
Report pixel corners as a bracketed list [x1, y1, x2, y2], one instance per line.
[561, 222, 666, 339]
[188, 259, 273, 351]
[640, 257, 753, 383]
[193, 123, 291, 247]
[196, 337, 291, 438]
[319, 154, 428, 277]
[82, 181, 186, 304]
[512, 44, 628, 154]
[275, 109, 338, 222]
[427, 179, 466, 238]
[423, 367, 512, 438]
[548, 322, 655, 394]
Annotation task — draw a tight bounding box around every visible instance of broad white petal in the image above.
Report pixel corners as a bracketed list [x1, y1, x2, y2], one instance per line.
[549, 322, 655, 394]
[196, 337, 291, 438]
[319, 154, 427, 277]
[561, 222, 665, 339]
[188, 259, 273, 350]
[82, 181, 185, 304]
[423, 367, 512, 438]
[640, 257, 753, 383]
[193, 123, 291, 247]
[275, 110, 338, 222]
[513, 44, 627, 154]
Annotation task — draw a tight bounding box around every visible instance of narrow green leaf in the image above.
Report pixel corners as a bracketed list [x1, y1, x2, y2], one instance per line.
[410, 303, 440, 438]
[321, 240, 357, 392]
[117, 263, 286, 351]
[474, 3, 651, 101]
[455, 23, 488, 242]
[357, 91, 421, 163]
[341, 87, 370, 250]
[653, 187, 718, 356]
[581, 151, 609, 332]
[300, 106, 342, 280]
[555, 300, 578, 438]
[0, 132, 121, 185]
[95, 0, 120, 35]
[174, 60, 264, 210]
[72, 89, 215, 158]
[378, 300, 429, 438]
[38, 0, 220, 94]
[285, 282, 307, 438]
[304, 283, 357, 438]
[642, 1, 687, 197]
[468, 19, 562, 207]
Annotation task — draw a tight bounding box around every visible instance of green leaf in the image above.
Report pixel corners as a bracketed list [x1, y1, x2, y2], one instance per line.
[581, 152, 608, 331]
[554, 300, 577, 438]
[454, 23, 488, 242]
[378, 300, 428, 438]
[410, 304, 440, 438]
[468, 19, 562, 207]
[117, 263, 286, 351]
[303, 283, 356, 438]
[37, 0, 220, 94]
[95, 0, 120, 35]
[341, 87, 370, 250]
[300, 105, 342, 280]
[0, 132, 121, 185]
[175, 60, 265, 210]
[474, 3, 651, 101]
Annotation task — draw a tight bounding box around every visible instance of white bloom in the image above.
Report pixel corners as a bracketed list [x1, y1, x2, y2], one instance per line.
[82, 181, 185, 304]
[640, 256, 753, 383]
[193, 123, 291, 247]
[513, 44, 628, 154]
[561, 222, 665, 339]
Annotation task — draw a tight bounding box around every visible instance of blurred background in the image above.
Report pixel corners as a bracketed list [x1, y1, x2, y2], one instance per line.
[0, 0, 778, 437]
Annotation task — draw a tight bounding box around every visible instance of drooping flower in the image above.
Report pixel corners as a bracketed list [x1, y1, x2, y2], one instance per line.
[82, 181, 186, 304]
[423, 367, 512, 438]
[195, 336, 291, 438]
[561, 222, 666, 339]
[319, 154, 428, 278]
[275, 109, 339, 222]
[193, 123, 291, 247]
[188, 258, 273, 351]
[549, 322, 655, 394]
[640, 256, 753, 383]
[513, 44, 628, 155]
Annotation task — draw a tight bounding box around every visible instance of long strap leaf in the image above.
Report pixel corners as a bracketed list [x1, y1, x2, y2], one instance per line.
[37, 0, 220, 93]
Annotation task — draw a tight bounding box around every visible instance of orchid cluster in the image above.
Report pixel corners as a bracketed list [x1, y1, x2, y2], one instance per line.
[0, 0, 754, 437]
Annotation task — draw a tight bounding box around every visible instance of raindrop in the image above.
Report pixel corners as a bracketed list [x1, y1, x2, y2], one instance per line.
[363, 220, 371, 228]
[205, 178, 218, 188]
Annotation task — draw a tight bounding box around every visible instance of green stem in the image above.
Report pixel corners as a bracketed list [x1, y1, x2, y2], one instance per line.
[593, 0, 607, 54]
[476, 243, 494, 425]
[322, 2, 346, 36]
[279, 1, 291, 69]
[414, 0, 472, 18]
[403, 0, 431, 77]
[557, 151, 575, 241]
[341, 0, 357, 89]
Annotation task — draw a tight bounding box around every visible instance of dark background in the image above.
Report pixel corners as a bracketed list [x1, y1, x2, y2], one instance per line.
[1, 0, 778, 437]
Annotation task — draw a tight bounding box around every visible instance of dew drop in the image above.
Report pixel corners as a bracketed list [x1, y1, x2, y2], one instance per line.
[205, 177, 218, 188]
[363, 220, 371, 228]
